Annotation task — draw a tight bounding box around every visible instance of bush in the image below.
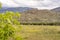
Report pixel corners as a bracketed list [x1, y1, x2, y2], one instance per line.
[0, 11, 22, 40]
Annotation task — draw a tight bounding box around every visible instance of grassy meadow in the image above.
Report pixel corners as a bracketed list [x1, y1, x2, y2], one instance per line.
[20, 25, 60, 40]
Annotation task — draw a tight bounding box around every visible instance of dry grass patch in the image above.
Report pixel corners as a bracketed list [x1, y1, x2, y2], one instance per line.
[20, 25, 60, 40]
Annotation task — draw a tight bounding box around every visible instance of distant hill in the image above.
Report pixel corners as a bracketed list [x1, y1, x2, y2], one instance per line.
[51, 7, 60, 12]
[20, 9, 60, 24]
[0, 7, 33, 13]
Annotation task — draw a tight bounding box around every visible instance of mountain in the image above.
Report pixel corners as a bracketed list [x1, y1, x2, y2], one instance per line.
[51, 7, 60, 12]
[20, 9, 60, 24]
[0, 7, 33, 13]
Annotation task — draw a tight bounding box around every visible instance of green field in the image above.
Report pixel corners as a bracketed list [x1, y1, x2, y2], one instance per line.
[20, 25, 60, 40]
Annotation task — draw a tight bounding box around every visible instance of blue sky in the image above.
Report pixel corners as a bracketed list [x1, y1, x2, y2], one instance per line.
[0, 0, 60, 9]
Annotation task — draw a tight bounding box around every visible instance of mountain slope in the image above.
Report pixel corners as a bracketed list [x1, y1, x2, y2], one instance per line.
[51, 7, 60, 12]
[0, 7, 32, 13]
[20, 9, 60, 24]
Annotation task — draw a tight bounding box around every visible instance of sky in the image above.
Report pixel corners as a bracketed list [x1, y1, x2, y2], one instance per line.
[0, 0, 60, 9]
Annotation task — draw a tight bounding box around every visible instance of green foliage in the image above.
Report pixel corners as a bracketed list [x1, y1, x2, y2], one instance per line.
[0, 2, 2, 9]
[0, 11, 22, 40]
[20, 22, 60, 25]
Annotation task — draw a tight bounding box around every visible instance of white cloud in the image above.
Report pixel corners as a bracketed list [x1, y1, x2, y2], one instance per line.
[0, 0, 60, 9]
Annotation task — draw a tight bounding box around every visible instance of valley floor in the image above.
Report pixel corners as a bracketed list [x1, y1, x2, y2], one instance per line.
[20, 25, 60, 40]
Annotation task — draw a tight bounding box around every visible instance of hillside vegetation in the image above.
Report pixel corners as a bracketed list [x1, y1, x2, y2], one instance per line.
[20, 9, 60, 25]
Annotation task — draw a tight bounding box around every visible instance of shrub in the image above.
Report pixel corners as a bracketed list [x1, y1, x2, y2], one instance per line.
[0, 11, 22, 40]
